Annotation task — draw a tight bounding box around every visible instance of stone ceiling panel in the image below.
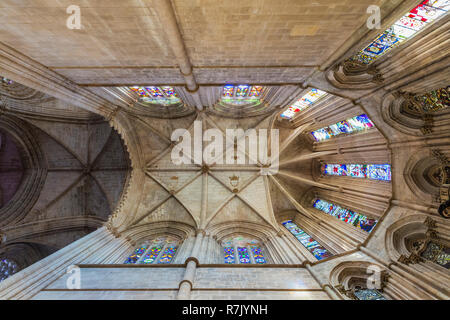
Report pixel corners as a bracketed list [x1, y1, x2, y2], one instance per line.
[173, 0, 384, 67]
[208, 196, 267, 227]
[0, 1, 176, 68]
[139, 197, 197, 228]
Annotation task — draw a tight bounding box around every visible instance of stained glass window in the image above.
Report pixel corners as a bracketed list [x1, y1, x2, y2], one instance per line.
[354, 289, 387, 300]
[0, 259, 18, 282]
[280, 88, 328, 119]
[224, 247, 235, 264]
[237, 247, 251, 264]
[420, 241, 450, 269]
[124, 245, 148, 264]
[367, 164, 392, 181]
[139, 245, 163, 264]
[158, 245, 178, 264]
[222, 237, 267, 264]
[413, 86, 450, 112]
[313, 199, 378, 233]
[251, 246, 267, 264]
[323, 163, 391, 181]
[282, 220, 332, 260]
[351, 1, 449, 65]
[123, 237, 179, 264]
[128, 86, 181, 105]
[220, 84, 265, 105]
[311, 114, 375, 142]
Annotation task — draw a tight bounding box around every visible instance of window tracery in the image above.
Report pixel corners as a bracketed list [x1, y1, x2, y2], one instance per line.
[282, 220, 332, 260]
[350, 1, 449, 65]
[311, 114, 375, 142]
[280, 88, 328, 119]
[124, 237, 179, 264]
[221, 236, 267, 264]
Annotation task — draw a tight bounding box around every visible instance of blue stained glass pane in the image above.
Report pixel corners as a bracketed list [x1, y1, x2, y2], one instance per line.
[251, 246, 266, 264]
[161, 86, 177, 98]
[324, 162, 390, 182]
[224, 247, 235, 264]
[130, 86, 181, 105]
[236, 85, 250, 97]
[158, 245, 178, 264]
[351, 0, 449, 65]
[337, 121, 353, 134]
[146, 87, 164, 98]
[282, 220, 332, 260]
[329, 124, 341, 135]
[124, 245, 147, 264]
[324, 164, 348, 176]
[249, 86, 263, 97]
[237, 247, 251, 264]
[367, 164, 392, 181]
[313, 199, 378, 233]
[139, 245, 163, 264]
[348, 164, 367, 178]
[354, 289, 387, 300]
[280, 88, 328, 119]
[311, 114, 375, 142]
[223, 85, 234, 97]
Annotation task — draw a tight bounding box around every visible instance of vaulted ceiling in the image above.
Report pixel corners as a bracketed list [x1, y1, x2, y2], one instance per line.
[0, 0, 395, 86]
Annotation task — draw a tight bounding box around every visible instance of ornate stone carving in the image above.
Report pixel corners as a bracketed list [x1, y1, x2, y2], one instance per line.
[398, 253, 424, 265]
[431, 149, 449, 166]
[424, 217, 437, 229]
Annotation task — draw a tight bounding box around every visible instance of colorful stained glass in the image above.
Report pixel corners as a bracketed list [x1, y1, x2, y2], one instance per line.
[348, 164, 366, 178]
[0, 259, 18, 282]
[221, 84, 265, 106]
[129, 86, 181, 105]
[147, 86, 164, 98]
[413, 86, 450, 112]
[124, 245, 148, 264]
[139, 245, 163, 264]
[161, 86, 178, 98]
[223, 85, 235, 97]
[313, 199, 378, 233]
[323, 163, 391, 181]
[224, 247, 235, 264]
[251, 246, 266, 264]
[421, 241, 450, 269]
[352, 0, 449, 65]
[324, 164, 348, 176]
[282, 220, 332, 260]
[237, 247, 251, 264]
[311, 114, 375, 142]
[249, 86, 263, 97]
[158, 245, 178, 264]
[281, 88, 328, 119]
[235, 85, 250, 97]
[354, 289, 387, 300]
[367, 164, 392, 181]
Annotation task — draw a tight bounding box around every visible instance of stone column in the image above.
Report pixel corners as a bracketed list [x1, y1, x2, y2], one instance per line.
[176, 230, 205, 300]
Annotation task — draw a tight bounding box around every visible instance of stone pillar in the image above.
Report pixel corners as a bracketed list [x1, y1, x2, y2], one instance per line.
[176, 230, 205, 300]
